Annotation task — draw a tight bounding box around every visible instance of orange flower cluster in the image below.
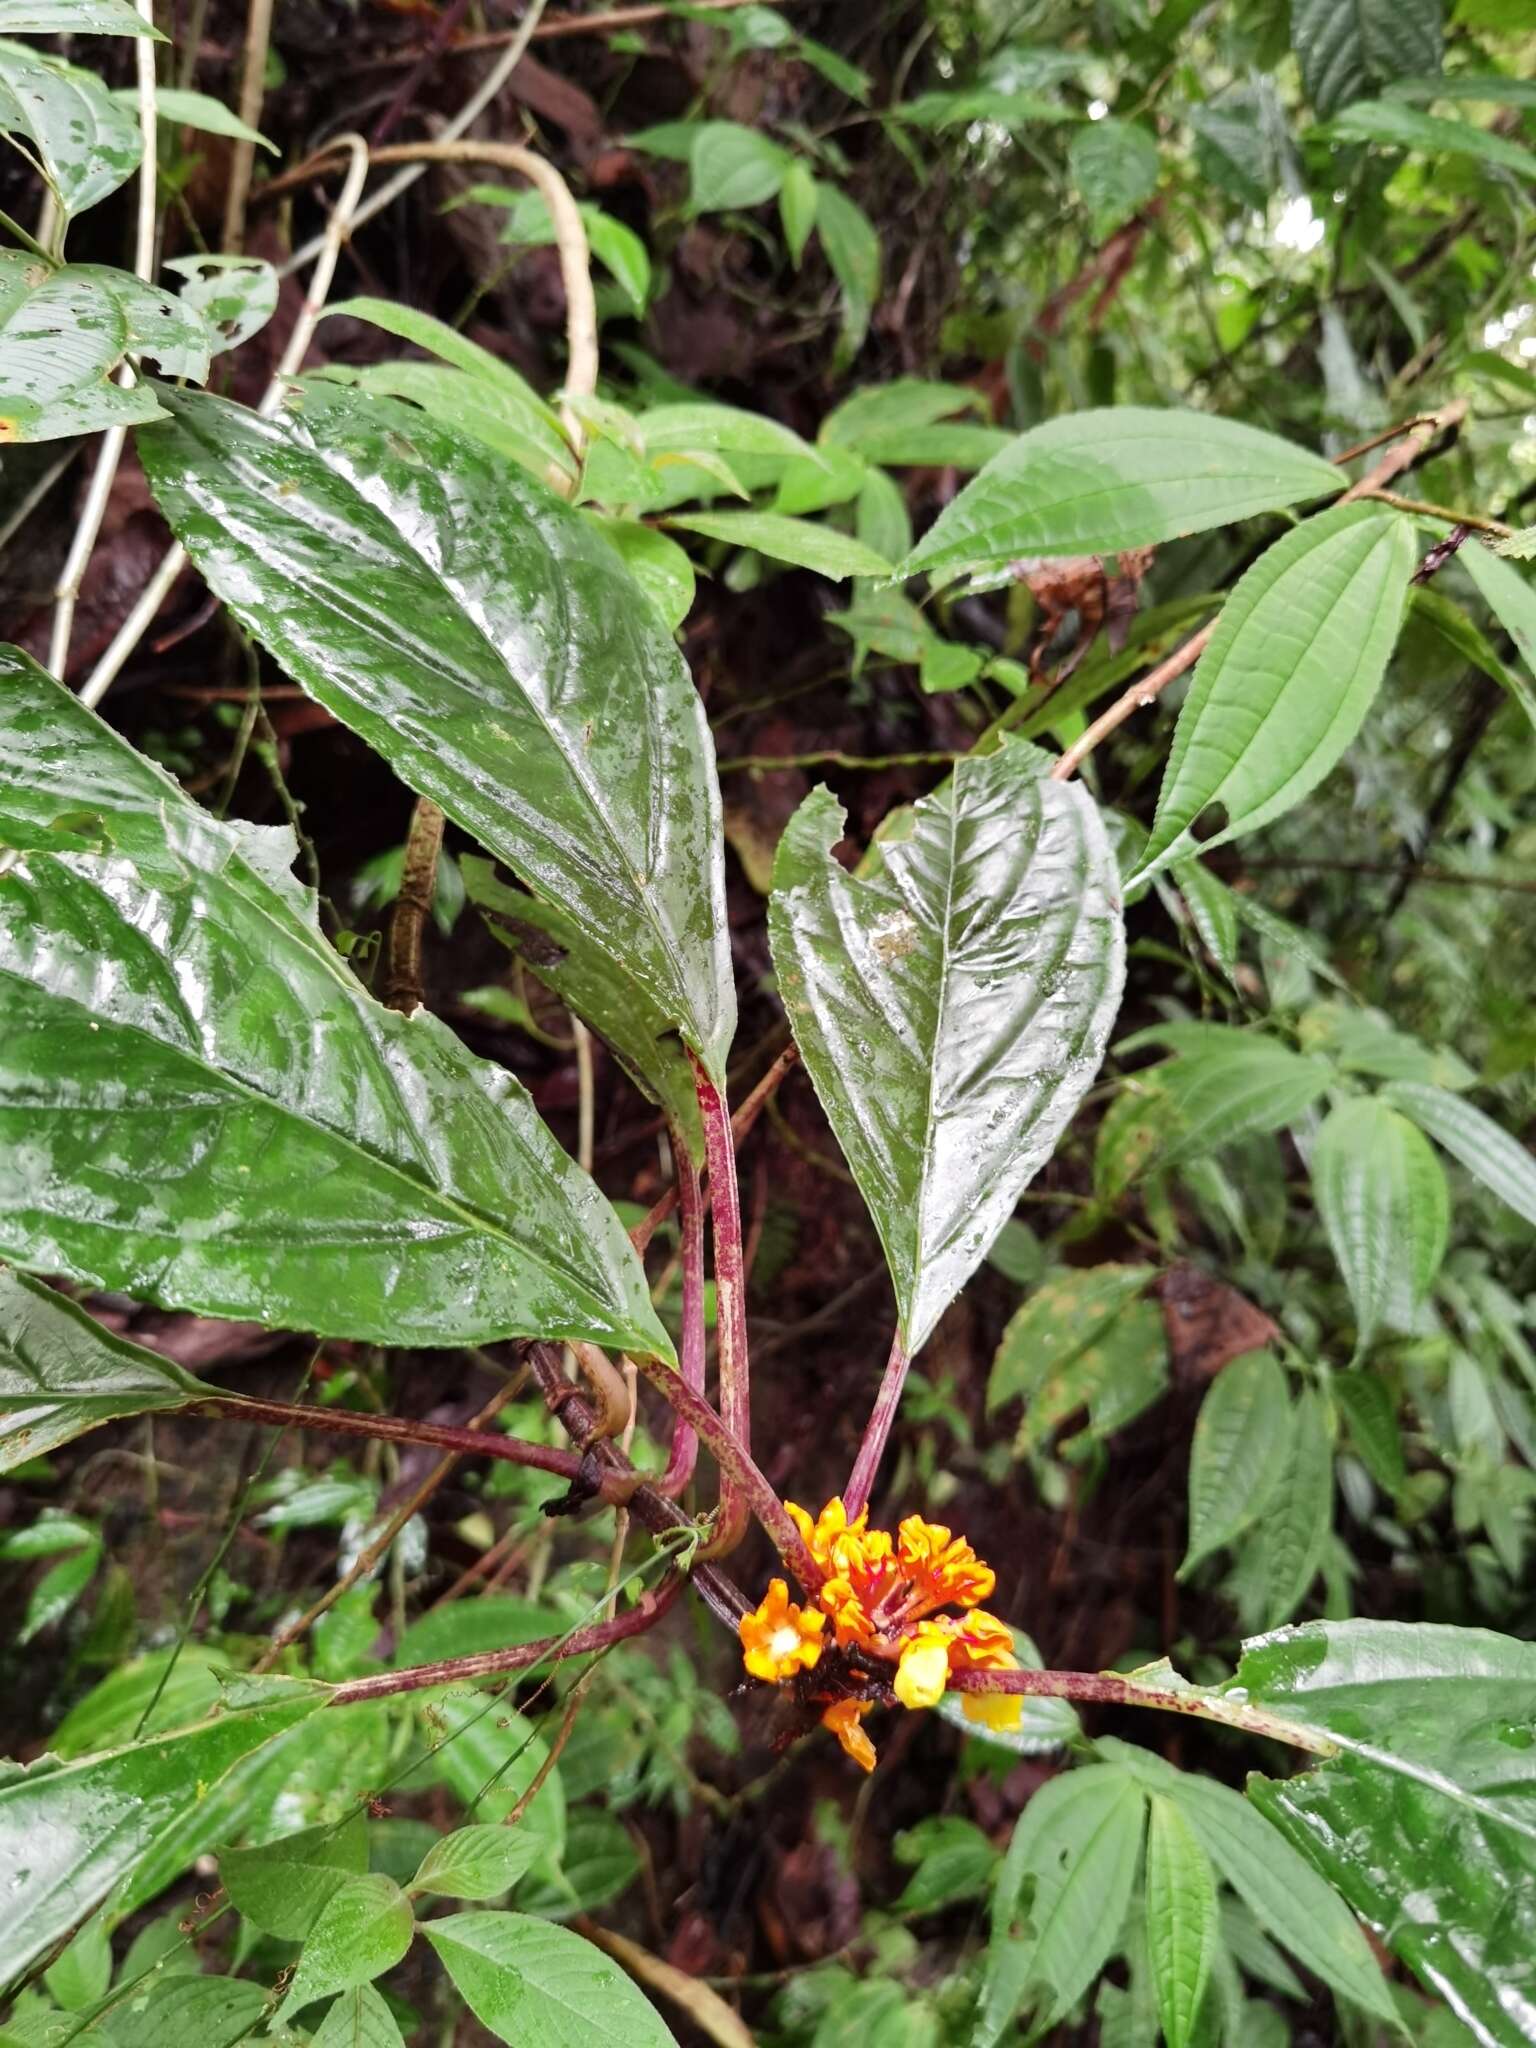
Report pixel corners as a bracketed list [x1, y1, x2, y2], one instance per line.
[737, 1497, 1022, 1770]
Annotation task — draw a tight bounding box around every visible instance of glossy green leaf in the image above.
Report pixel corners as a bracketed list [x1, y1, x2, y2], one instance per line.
[0, 649, 670, 1359]
[0, 0, 161, 28]
[1170, 859, 1239, 980]
[1145, 1795, 1218, 2048]
[1258, 1384, 1333, 1627]
[769, 741, 1124, 1353]
[1312, 1097, 1448, 1353]
[1326, 100, 1536, 179]
[1240, 1619, 1536, 2046]
[307, 1985, 408, 2047]
[1130, 507, 1414, 885]
[309, 1986, 408, 2048]
[899, 407, 1341, 588]
[103, 1975, 270, 2047]
[1097, 1738, 1397, 2023]
[1462, 539, 1536, 732]
[409, 1822, 540, 1902]
[0, 1267, 201, 1473]
[422, 1911, 677, 2046]
[813, 180, 881, 360]
[221, 1811, 368, 1940]
[139, 384, 733, 1087]
[1291, 0, 1442, 116]
[0, 38, 140, 217]
[978, 1765, 1147, 2044]
[1384, 1081, 1536, 1228]
[665, 508, 891, 578]
[688, 120, 789, 211]
[1069, 118, 1160, 236]
[461, 855, 703, 1162]
[276, 1873, 414, 2020]
[0, 251, 200, 442]
[1182, 1352, 1292, 1575]
[115, 83, 273, 148]
[0, 1681, 325, 1976]
[164, 254, 277, 356]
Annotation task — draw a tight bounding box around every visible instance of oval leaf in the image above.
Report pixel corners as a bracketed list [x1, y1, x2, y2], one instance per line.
[276, 1874, 414, 2021]
[422, 1911, 678, 2046]
[1131, 506, 1415, 886]
[899, 407, 1341, 587]
[1312, 1097, 1449, 1355]
[0, 649, 671, 1360]
[768, 740, 1125, 1353]
[1181, 1351, 1292, 1577]
[137, 383, 734, 1084]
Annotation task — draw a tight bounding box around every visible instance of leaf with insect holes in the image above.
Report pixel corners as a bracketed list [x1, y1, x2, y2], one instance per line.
[0, 38, 140, 217]
[769, 741, 1124, 1354]
[1130, 506, 1415, 887]
[139, 383, 734, 1087]
[0, 647, 672, 1361]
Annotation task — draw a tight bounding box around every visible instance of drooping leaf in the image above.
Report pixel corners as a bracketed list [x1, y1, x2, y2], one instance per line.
[0, 648, 672, 1360]
[1181, 1351, 1293, 1575]
[276, 1874, 415, 2021]
[779, 156, 817, 263]
[1311, 1097, 1449, 1354]
[1291, 0, 1443, 117]
[1097, 1738, 1397, 2024]
[139, 384, 734, 1086]
[1145, 1037, 1334, 1169]
[0, 1266, 202, 1474]
[665, 508, 892, 578]
[1240, 1620, 1536, 2047]
[1462, 539, 1536, 733]
[813, 180, 881, 360]
[977, 1765, 1147, 2044]
[1325, 99, 1536, 180]
[1257, 1385, 1333, 1627]
[0, 1682, 326, 1976]
[590, 517, 695, 633]
[1069, 118, 1160, 237]
[0, 38, 140, 217]
[422, 1911, 678, 2046]
[467, 186, 651, 315]
[1145, 1795, 1218, 2048]
[1331, 1370, 1407, 1493]
[1384, 1081, 1536, 1229]
[768, 741, 1125, 1353]
[0, 251, 202, 442]
[114, 82, 274, 148]
[899, 408, 1341, 589]
[1130, 506, 1414, 885]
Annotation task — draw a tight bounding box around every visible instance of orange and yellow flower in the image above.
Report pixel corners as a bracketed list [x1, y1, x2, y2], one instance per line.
[739, 1498, 1023, 1764]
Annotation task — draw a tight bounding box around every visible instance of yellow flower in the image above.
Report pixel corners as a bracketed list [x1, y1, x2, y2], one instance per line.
[739, 1578, 825, 1683]
[961, 1691, 1024, 1731]
[893, 1620, 955, 1710]
[822, 1697, 877, 1773]
[950, 1610, 1023, 1728]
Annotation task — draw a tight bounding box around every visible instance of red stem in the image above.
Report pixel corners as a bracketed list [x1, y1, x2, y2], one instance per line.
[631, 1041, 798, 1254]
[196, 1394, 616, 1493]
[689, 1052, 752, 1556]
[658, 1138, 705, 1497]
[943, 1667, 1333, 1752]
[328, 1576, 684, 1704]
[842, 1331, 910, 1521]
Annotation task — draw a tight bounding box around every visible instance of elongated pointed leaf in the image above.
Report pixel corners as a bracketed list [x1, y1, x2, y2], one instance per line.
[138, 384, 734, 1084]
[0, 1682, 326, 1976]
[1460, 540, 1536, 734]
[1326, 100, 1536, 179]
[1312, 1097, 1448, 1353]
[0, 39, 140, 218]
[1181, 1352, 1292, 1576]
[1384, 1081, 1536, 1228]
[0, 649, 671, 1360]
[1240, 1620, 1536, 2048]
[665, 509, 892, 578]
[1258, 1384, 1333, 1627]
[0, 1266, 201, 1473]
[1149, 1039, 1334, 1169]
[1145, 1795, 1218, 2048]
[768, 741, 1124, 1353]
[1131, 506, 1415, 886]
[0, 0, 161, 28]
[422, 1911, 677, 2046]
[898, 408, 1341, 588]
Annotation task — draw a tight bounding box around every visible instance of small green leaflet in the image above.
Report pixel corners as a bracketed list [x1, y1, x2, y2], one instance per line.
[1462, 539, 1536, 733]
[275, 1874, 415, 2022]
[665, 508, 891, 578]
[899, 407, 1341, 589]
[769, 742, 1124, 1354]
[422, 1911, 678, 2046]
[1069, 118, 1159, 237]
[1311, 1097, 1449, 1354]
[1130, 506, 1414, 887]
[1257, 1385, 1333, 1628]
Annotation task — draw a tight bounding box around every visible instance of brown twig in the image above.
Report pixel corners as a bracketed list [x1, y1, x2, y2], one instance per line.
[222, 0, 274, 251]
[383, 796, 447, 1014]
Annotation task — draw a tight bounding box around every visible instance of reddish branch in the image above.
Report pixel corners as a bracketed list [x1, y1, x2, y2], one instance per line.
[658, 1138, 706, 1496]
[630, 1040, 798, 1254]
[842, 1333, 910, 1522]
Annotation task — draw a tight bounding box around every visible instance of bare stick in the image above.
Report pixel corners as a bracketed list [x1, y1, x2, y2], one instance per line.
[1048, 399, 1471, 784]
[79, 137, 372, 710]
[689, 1055, 752, 1557]
[658, 1141, 705, 1496]
[47, 0, 158, 680]
[842, 1331, 910, 1522]
[221, 0, 274, 252]
[383, 794, 447, 1013]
